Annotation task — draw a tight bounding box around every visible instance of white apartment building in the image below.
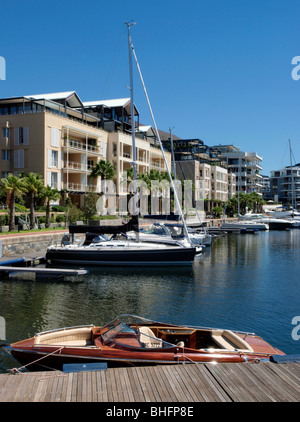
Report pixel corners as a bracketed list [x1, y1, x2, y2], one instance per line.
[270, 164, 300, 207]
[212, 145, 263, 194]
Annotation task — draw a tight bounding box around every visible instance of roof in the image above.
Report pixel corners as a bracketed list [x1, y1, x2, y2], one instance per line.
[25, 91, 83, 108]
[83, 98, 131, 108]
[83, 98, 138, 115]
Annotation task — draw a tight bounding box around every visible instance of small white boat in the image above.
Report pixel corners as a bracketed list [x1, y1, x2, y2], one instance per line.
[220, 220, 269, 232]
[127, 223, 204, 253]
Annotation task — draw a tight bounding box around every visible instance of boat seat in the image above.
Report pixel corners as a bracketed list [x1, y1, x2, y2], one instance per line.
[211, 329, 253, 352]
[139, 327, 162, 348]
[34, 327, 93, 346]
[176, 341, 185, 347]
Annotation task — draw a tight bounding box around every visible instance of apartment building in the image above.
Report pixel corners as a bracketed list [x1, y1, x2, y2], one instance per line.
[0, 91, 171, 209]
[82, 100, 171, 198]
[270, 164, 300, 207]
[212, 144, 263, 194]
[161, 138, 236, 206]
[0, 92, 108, 206]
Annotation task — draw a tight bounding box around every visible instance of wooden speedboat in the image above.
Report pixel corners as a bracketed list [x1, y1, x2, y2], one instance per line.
[9, 315, 285, 371]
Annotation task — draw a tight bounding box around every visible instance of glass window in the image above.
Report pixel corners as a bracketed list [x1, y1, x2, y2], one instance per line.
[2, 127, 10, 138]
[51, 150, 57, 166]
[19, 127, 24, 144]
[0, 106, 9, 115]
[51, 172, 57, 188]
[2, 150, 10, 160]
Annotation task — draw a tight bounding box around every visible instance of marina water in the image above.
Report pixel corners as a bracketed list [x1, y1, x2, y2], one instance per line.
[1, 229, 300, 372]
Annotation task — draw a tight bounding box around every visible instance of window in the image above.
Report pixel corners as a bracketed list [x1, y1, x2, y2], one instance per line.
[0, 107, 9, 115]
[51, 150, 58, 167]
[51, 172, 57, 188]
[14, 127, 29, 145]
[2, 127, 10, 138]
[19, 127, 24, 144]
[2, 150, 10, 160]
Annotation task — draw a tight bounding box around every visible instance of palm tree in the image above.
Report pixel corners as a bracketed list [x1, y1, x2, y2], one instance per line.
[90, 160, 116, 184]
[40, 185, 61, 228]
[249, 192, 265, 213]
[23, 173, 44, 229]
[1, 174, 27, 231]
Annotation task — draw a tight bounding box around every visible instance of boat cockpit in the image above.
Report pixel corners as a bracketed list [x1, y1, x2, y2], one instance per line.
[32, 314, 254, 353]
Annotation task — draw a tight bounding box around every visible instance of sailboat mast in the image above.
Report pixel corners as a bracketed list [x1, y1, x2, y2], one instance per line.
[126, 21, 138, 217]
[289, 139, 295, 215]
[128, 28, 191, 243]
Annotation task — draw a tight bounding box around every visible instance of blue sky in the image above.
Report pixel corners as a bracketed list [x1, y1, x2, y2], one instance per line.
[1, 0, 300, 175]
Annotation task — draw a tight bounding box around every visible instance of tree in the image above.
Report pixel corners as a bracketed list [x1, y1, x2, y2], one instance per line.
[40, 185, 61, 228]
[82, 192, 99, 221]
[1, 174, 27, 231]
[249, 192, 265, 213]
[90, 159, 116, 182]
[23, 173, 44, 229]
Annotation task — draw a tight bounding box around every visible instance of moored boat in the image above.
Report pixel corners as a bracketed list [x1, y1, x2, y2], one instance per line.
[45, 238, 197, 266]
[9, 314, 285, 371]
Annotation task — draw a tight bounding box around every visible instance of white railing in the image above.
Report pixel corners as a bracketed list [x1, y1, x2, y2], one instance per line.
[63, 139, 101, 154]
[63, 161, 93, 172]
[65, 183, 99, 192]
[150, 161, 165, 169]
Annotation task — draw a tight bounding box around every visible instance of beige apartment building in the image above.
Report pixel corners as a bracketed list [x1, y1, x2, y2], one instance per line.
[175, 160, 236, 205]
[0, 91, 171, 209]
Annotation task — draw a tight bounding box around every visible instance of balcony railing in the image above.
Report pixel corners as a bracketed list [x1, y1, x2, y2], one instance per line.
[150, 161, 165, 169]
[63, 161, 93, 172]
[65, 182, 99, 192]
[63, 139, 101, 154]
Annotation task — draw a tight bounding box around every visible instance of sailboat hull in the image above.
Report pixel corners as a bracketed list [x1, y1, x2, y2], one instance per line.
[46, 246, 196, 266]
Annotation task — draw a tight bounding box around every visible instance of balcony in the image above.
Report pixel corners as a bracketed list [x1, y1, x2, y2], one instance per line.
[150, 161, 165, 170]
[63, 138, 101, 154]
[65, 182, 99, 192]
[63, 161, 93, 172]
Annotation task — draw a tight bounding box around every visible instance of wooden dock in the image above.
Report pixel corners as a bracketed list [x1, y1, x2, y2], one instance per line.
[0, 362, 299, 402]
[0, 266, 88, 279]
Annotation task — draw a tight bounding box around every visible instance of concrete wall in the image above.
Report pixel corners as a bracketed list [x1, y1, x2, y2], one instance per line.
[0, 232, 64, 257]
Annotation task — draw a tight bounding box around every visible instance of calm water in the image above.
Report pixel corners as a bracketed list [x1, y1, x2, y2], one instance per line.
[0, 230, 300, 372]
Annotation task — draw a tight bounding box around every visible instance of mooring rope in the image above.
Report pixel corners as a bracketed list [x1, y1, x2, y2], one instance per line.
[9, 346, 65, 374]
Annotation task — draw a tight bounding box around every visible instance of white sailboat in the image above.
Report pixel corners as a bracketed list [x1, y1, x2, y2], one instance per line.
[46, 23, 196, 266]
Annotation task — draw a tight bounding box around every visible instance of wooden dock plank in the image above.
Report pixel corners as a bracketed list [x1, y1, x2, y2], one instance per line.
[193, 364, 232, 402]
[146, 366, 173, 402]
[1, 362, 300, 402]
[247, 363, 300, 402]
[95, 370, 108, 402]
[229, 362, 277, 402]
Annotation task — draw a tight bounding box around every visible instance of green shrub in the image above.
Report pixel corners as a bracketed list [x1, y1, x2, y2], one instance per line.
[56, 214, 65, 223]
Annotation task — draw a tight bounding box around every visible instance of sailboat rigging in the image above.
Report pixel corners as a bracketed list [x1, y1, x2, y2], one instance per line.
[127, 22, 191, 244]
[45, 23, 197, 266]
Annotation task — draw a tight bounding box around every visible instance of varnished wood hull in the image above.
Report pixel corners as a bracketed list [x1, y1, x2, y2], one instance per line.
[9, 315, 285, 372]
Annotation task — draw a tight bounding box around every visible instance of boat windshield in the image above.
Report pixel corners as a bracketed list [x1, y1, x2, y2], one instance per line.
[100, 314, 176, 349]
[143, 224, 168, 236]
[102, 322, 134, 342]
